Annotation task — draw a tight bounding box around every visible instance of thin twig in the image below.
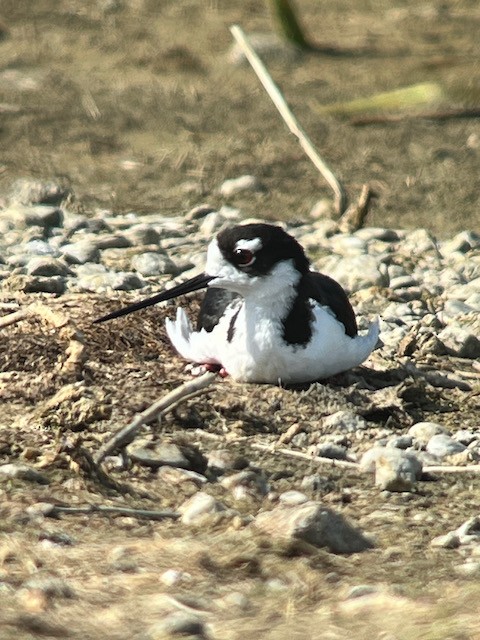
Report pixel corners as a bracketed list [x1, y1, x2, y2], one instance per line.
[230, 24, 347, 215]
[45, 503, 180, 520]
[252, 443, 480, 475]
[423, 465, 480, 475]
[94, 371, 218, 465]
[252, 443, 360, 469]
[0, 309, 29, 329]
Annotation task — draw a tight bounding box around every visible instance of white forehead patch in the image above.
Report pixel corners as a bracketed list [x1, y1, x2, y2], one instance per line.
[235, 237, 263, 253]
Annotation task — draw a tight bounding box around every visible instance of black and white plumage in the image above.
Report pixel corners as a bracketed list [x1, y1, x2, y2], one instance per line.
[94, 223, 379, 384]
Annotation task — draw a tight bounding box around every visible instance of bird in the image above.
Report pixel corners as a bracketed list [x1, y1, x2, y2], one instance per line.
[94, 223, 379, 384]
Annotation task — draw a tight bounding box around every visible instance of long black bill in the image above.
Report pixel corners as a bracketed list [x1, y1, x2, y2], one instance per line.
[93, 272, 214, 324]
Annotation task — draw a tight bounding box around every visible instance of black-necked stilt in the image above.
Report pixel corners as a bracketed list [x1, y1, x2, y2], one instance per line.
[94, 223, 379, 383]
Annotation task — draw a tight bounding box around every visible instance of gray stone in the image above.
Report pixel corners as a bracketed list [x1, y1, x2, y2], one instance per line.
[438, 326, 480, 359]
[179, 492, 227, 524]
[219, 174, 261, 197]
[61, 240, 100, 264]
[426, 434, 467, 458]
[321, 254, 387, 291]
[373, 448, 423, 492]
[254, 502, 374, 554]
[408, 421, 447, 444]
[129, 443, 190, 469]
[123, 223, 161, 246]
[26, 256, 73, 277]
[442, 299, 476, 318]
[0, 463, 49, 484]
[131, 252, 178, 277]
[1, 203, 63, 230]
[221, 470, 269, 500]
[95, 234, 131, 250]
[278, 490, 309, 505]
[314, 443, 348, 460]
[323, 410, 368, 433]
[330, 234, 368, 256]
[430, 531, 461, 549]
[22, 239, 57, 256]
[148, 611, 205, 638]
[453, 430, 478, 446]
[441, 231, 480, 255]
[8, 178, 72, 206]
[387, 435, 414, 450]
[389, 275, 419, 290]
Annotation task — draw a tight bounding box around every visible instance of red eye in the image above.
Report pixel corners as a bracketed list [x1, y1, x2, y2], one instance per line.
[233, 248, 255, 266]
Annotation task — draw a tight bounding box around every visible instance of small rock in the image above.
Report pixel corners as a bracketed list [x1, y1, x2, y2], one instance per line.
[21, 238, 58, 256]
[278, 490, 309, 505]
[454, 561, 480, 577]
[320, 254, 387, 291]
[95, 234, 131, 250]
[148, 612, 206, 638]
[314, 442, 348, 460]
[179, 492, 226, 524]
[219, 174, 261, 197]
[26, 256, 73, 277]
[387, 435, 414, 450]
[123, 223, 161, 246]
[323, 410, 368, 433]
[430, 531, 461, 549]
[438, 326, 480, 359]
[408, 421, 447, 445]
[129, 443, 191, 469]
[441, 231, 480, 255]
[374, 448, 423, 492]
[8, 178, 72, 206]
[254, 502, 374, 553]
[4, 274, 66, 294]
[221, 470, 269, 500]
[330, 234, 368, 256]
[426, 434, 467, 458]
[160, 569, 192, 586]
[453, 430, 477, 446]
[131, 252, 178, 276]
[300, 474, 334, 492]
[0, 463, 49, 484]
[61, 240, 100, 264]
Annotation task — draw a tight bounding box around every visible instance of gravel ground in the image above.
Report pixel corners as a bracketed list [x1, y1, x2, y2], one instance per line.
[0, 179, 479, 640]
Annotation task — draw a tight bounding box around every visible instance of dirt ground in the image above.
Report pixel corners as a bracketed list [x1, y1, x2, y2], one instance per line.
[0, 0, 479, 232]
[0, 1, 480, 639]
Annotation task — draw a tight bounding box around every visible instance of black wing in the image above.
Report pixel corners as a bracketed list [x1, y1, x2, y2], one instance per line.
[305, 272, 358, 337]
[196, 288, 240, 332]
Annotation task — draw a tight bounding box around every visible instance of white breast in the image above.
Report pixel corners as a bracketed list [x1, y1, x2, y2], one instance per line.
[165, 299, 379, 384]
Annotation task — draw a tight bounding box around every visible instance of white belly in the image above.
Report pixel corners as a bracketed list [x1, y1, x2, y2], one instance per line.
[166, 302, 379, 384]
